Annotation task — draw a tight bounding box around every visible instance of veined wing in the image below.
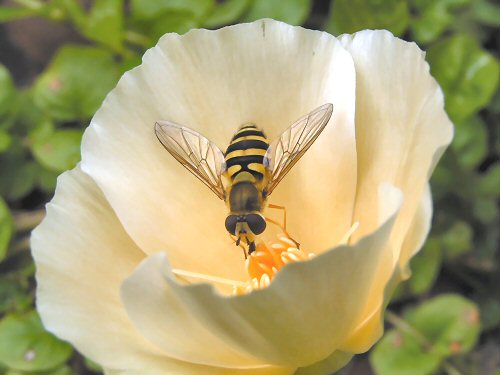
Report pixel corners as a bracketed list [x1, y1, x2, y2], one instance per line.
[155, 121, 226, 200]
[264, 103, 333, 196]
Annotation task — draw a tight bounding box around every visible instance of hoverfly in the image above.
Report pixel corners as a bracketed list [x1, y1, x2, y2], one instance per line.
[155, 103, 333, 256]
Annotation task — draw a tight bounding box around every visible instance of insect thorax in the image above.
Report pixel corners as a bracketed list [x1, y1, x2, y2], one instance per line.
[228, 181, 263, 213]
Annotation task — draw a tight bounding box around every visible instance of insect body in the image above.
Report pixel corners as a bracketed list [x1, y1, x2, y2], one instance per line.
[223, 124, 270, 253]
[155, 103, 333, 255]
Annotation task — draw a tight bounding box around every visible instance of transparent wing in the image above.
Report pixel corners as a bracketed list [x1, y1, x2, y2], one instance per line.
[264, 103, 333, 195]
[155, 121, 226, 200]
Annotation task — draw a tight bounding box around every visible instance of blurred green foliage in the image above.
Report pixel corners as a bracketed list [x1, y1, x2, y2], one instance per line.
[0, 0, 498, 374]
[327, 0, 410, 36]
[372, 295, 481, 375]
[0, 311, 73, 372]
[33, 46, 119, 121]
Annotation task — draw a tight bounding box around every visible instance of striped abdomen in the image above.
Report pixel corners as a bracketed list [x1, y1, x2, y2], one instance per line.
[224, 124, 269, 181]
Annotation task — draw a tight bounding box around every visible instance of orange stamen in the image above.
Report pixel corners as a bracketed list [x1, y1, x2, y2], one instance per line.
[173, 223, 360, 295]
[233, 234, 314, 295]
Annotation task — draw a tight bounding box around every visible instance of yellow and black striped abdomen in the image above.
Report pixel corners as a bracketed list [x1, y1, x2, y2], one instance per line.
[224, 124, 269, 181]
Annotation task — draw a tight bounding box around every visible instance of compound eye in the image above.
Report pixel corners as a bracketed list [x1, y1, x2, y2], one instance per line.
[246, 213, 266, 235]
[225, 215, 238, 235]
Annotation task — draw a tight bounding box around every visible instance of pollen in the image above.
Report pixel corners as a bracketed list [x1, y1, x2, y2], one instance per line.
[232, 235, 315, 295]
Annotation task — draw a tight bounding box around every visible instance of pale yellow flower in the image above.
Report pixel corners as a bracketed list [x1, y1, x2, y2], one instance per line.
[31, 19, 453, 375]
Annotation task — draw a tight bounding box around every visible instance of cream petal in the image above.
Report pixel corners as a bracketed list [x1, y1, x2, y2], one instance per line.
[338, 30, 453, 257]
[104, 362, 293, 375]
[399, 183, 433, 277]
[121, 250, 277, 368]
[81, 19, 357, 281]
[340, 184, 433, 353]
[32, 167, 171, 369]
[333, 31, 450, 355]
[295, 351, 353, 375]
[121, 184, 402, 368]
[340, 305, 383, 353]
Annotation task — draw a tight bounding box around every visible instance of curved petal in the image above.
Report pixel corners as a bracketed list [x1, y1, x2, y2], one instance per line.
[120, 248, 279, 368]
[339, 30, 453, 257]
[104, 363, 292, 375]
[31, 167, 167, 369]
[295, 351, 353, 375]
[334, 31, 450, 355]
[340, 305, 383, 353]
[81, 19, 357, 282]
[399, 183, 433, 277]
[121, 184, 403, 368]
[340, 184, 433, 353]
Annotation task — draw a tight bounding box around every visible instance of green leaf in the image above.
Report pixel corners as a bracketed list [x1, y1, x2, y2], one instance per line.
[4, 162, 38, 201]
[441, 221, 473, 259]
[0, 141, 37, 201]
[451, 115, 487, 170]
[0, 6, 37, 22]
[242, 0, 311, 25]
[0, 277, 32, 314]
[0, 64, 16, 120]
[0, 130, 12, 153]
[119, 53, 142, 75]
[473, 196, 499, 224]
[130, 0, 214, 21]
[471, 0, 500, 26]
[410, 0, 471, 44]
[146, 11, 199, 40]
[33, 46, 119, 121]
[83, 0, 124, 50]
[429, 160, 456, 201]
[477, 296, 500, 331]
[42, 365, 73, 375]
[0, 0, 85, 24]
[327, 0, 409, 36]
[43, 0, 87, 26]
[204, 0, 251, 28]
[477, 164, 500, 197]
[405, 295, 480, 357]
[84, 357, 103, 372]
[0, 197, 13, 262]
[37, 166, 60, 193]
[6, 92, 45, 134]
[0, 311, 73, 372]
[371, 330, 442, 375]
[32, 129, 83, 172]
[6, 366, 73, 375]
[371, 295, 480, 375]
[28, 119, 55, 145]
[427, 34, 500, 123]
[408, 238, 442, 295]
[27, 365, 73, 375]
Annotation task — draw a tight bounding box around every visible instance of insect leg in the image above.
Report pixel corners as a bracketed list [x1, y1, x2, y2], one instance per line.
[229, 233, 248, 259]
[264, 215, 300, 249]
[268, 203, 287, 231]
[249, 241, 256, 254]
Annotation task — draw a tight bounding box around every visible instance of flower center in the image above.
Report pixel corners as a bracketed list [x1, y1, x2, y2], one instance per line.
[170, 222, 359, 295]
[232, 235, 315, 295]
